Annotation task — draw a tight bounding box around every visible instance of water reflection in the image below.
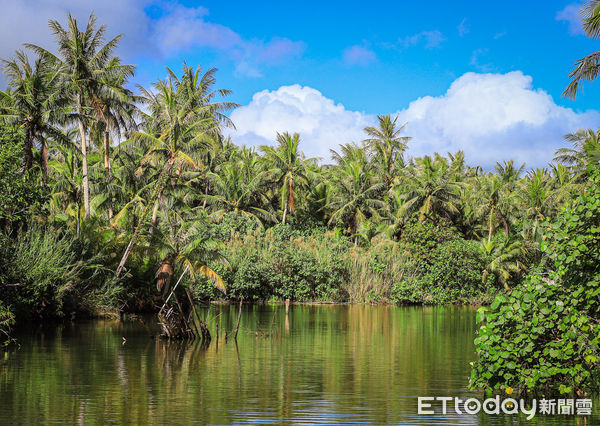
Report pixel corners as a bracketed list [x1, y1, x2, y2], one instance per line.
[0, 305, 596, 424]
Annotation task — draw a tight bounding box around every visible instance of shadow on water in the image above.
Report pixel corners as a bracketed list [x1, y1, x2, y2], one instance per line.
[0, 305, 597, 424]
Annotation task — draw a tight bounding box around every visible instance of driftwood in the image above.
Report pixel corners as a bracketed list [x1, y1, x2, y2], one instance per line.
[157, 265, 211, 344]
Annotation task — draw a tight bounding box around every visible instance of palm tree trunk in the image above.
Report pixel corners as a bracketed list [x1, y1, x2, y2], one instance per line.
[77, 94, 90, 219]
[23, 127, 34, 171]
[115, 157, 174, 278]
[282, 201, 288, 224]
[41, 138, 49, 184]
[497, 210, 510, 236]
[103, 129, 113, 219]
[149, 199, 160, 238]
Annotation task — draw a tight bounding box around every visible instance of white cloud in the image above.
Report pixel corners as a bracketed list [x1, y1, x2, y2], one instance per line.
[228, 85, 374, 160]
[395, 71, 600, 168]
[400, 30, 446, 49]
[153, 5, 305, 77]
[0, 1, 304, 79]
[229, 72, 600, 168]
[343, 45, 376, 66]
[556, 4, 584, 36]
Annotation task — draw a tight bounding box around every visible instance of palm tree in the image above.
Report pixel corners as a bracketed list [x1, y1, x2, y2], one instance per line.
[27, 13, 134, 218]
[554, 128, 600, 179]
[205, 161, 274, 225]
[261, 132, 314, 223]
[151, 211, 226, 297]
[518, 168, 554, 240]
[362, 114, 410, 194]
[327, 143, 385, 243]
[0, 51, 69, 179]
[115, 64, 235, 278]
[395, 154, 462, 223]
[563, 1, 600, 99]
[480, 236, 529, 290]
[473, 174, 514, 241]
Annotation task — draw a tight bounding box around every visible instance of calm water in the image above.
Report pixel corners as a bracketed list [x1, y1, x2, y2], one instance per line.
[0, 305, 596, 424]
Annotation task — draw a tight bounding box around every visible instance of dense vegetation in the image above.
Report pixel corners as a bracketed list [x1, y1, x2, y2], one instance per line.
[470, 164, 600, 396]
[0, 1, 597, 397]
[0, 13, 598, 335]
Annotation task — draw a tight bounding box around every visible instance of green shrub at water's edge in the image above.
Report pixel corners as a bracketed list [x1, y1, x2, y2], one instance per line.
[470, 165, 600, 396]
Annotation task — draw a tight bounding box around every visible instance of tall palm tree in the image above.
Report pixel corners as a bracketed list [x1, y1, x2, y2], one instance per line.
[27, 13, 134, 218]
[473, 174, 514, 241]
[563, 0, 600, 99]
[0, 51, 69, 179]
[261, 132, 314, 223]
[115, 64, 235, 278]
[395, 154, 462, 223]
[204, 161, 274, 225]
[327, 143, 385, 243]
[363, 114, 410, 194]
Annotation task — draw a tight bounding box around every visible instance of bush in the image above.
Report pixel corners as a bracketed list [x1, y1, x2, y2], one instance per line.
[470, 165, 600, 396]
[387, 221, 494, 304]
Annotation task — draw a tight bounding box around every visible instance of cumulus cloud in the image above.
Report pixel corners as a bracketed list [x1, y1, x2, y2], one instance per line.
[0, 1, 304, 79]
[556, 4, 584, 35]
[343, 45, 376, 66]
[227, 85, 374, 160]
[228, 72, 600, 168]
[400, 30, 446, 49]
[395, 71, 600, 168]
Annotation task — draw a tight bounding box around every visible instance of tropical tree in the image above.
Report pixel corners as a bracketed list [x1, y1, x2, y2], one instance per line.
[115, 64, 235, 277]
[327, 143, 385, 243]
[261, 132, 314, 223]
[27, 13, 134, 218]
[554, 128, 600, 179]
[395, 154, 462, 223]
[480, 236, 529, 290]
[563, 0, 600, 99]
[0, 51, 69, 179]
[151, 211, 226, 297]
[362, 114, 410, 194]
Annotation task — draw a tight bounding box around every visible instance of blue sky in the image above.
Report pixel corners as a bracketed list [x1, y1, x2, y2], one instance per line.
[1, 0, 599, 167]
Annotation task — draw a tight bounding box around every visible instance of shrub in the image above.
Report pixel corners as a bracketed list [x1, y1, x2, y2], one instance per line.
[470, 165, 600, 396]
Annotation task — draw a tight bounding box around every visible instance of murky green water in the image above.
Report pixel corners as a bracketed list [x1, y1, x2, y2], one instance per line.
[0, 305, 596, 424]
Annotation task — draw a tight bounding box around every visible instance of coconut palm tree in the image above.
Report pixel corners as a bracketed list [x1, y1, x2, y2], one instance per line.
[27, 13, 134, 218]
[554, 128, 600, 179]
[480, 236, 529, 290]
[204, 161, 274, 225]
[151, 211, 226, 297]
[563, 1, 600, 99]
[260, 132, 315, 223]
[395, 154, 462, 223]
[0, 51, 69, 179]
[115, 64, 235, 278]
[362, 114, 410, 194]
[327, 143, 385, 243]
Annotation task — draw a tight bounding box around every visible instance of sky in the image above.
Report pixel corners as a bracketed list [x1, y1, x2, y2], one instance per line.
[1, 0, 599, 168]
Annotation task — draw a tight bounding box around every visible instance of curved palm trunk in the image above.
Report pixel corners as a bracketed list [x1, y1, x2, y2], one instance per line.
[115, 157, 175, 278]
[77, 94, 90, 219]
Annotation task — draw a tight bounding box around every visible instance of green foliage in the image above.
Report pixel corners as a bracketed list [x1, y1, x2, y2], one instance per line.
[470, 166, 600, 396]
[390, 231, 493, 304]
[0, 225, 79, 319]
[0, 129, 46, 230]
